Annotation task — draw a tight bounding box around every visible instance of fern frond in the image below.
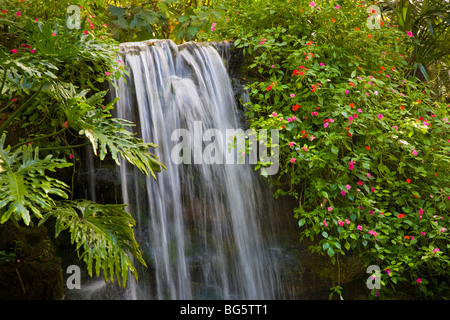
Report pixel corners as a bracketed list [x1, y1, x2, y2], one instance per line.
[40, 199, 147, 287]
[0, 134, 71, 225]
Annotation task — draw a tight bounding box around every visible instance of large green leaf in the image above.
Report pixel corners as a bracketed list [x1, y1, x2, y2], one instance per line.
[63, 92, 165, 179]
[0, 134, 71, 225]
[40, 199, 147, 286]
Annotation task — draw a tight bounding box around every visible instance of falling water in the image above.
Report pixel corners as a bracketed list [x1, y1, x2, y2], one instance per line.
[113, 40, 289, 300]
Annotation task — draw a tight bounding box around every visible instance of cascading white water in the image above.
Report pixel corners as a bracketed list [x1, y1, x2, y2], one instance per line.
[113, 40, 287, 300]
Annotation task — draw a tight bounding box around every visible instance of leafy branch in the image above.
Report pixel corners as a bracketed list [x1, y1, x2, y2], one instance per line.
[40, 199, 147, 286]
[0, 134, 72, 226]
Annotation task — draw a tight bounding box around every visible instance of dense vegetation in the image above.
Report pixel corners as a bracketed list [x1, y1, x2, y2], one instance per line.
[0, 0, 449, 299]
[203, 0, 450, 299]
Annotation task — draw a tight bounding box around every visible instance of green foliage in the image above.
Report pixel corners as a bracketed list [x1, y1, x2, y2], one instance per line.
[0, 0, 165, 286]
[63, 90, 165, 178]
[383, 0, 450, 90]
[207, 0, 450, 298]
[0, 134, 71, 226]
[40, 200, 146, 286]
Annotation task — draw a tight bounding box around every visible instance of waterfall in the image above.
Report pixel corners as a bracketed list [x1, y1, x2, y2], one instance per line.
[113, 39, 288, 300]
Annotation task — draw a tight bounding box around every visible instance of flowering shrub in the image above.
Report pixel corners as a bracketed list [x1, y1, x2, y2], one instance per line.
[206, 0, 450, 298]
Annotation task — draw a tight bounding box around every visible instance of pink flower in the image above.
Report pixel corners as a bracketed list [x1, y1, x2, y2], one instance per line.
[324, 122, 329, 128]
[433, 248, 440, 253]
[420, 232, 426, 235]
[271, 112, 278, 117]
[412, 149, 418, 156]
[367, 173, 371, 178]
[345, 184, 351, 190]
[357, 225, 363, 231]
[345, 219, 350, 224]
[419, 208, 423, 215]
[358, 109, 363, 113]
[83, 30, 88, 35]
[338, 220, 344, 226]
[416, 278, 421, 284]
[377, 114, 384, 120]
[288, 142, 296, 147]
[30, 50, 35, 53]
[370, 187, 375, 192]
[341, 190, 346, 196]
[15, 11, 21, 17]
[406, 31, 414, 37]
[319, 63, 325, 66]
[290, 94, 295, 98]
[309, 1, 316, 7]
[259, 38, 266, 45]
[105, 72, 111, 76]
[357, 181, 363, 186]
[323, 220, 328, 227]
[12, 98, 17, 102]
[345, 90, 350, 94]
[10, 49, 17, 54]
[52, 32, 57, 36]
[328, 207, 333, 212]
[290, 158, 296, 164]
[311, 111, 318, 116]
[211, 22, 217, 31]
[335, 5, 340, 9]
[349, 161, 355, 171]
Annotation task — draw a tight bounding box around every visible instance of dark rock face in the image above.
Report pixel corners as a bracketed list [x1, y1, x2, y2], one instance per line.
[0, 222, 64, 300]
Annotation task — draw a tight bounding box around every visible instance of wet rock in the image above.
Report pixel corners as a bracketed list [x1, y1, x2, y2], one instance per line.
[0, 222, 64, 300]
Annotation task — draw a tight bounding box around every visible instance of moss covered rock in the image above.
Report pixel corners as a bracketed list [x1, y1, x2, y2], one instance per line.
[0, 222, 64, 300]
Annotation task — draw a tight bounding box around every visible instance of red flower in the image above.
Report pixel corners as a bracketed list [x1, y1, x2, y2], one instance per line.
[266, 85, 272, 91]
[292, 104, 301, 111]
[404, 235, 410, 239]
[349, 103, 355, 108]
[398, 214, 405, 218]
[400, 106, 405, 109]
[406, 179, 411, 183]
[366, 146, 371, 150]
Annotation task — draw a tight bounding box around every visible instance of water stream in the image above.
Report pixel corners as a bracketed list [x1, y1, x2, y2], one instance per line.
[82, 39, 294, 300]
